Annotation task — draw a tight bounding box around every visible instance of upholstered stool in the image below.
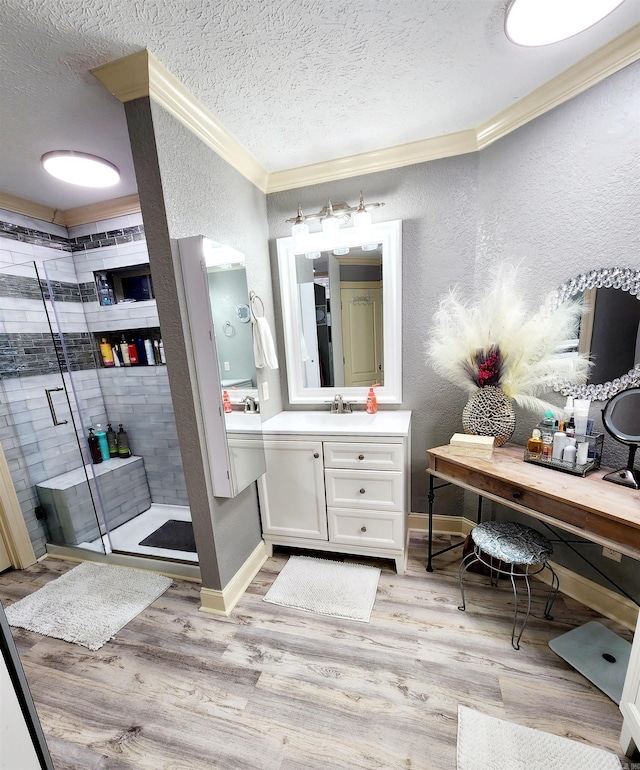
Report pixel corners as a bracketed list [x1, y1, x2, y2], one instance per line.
[458, 520, 559, 650]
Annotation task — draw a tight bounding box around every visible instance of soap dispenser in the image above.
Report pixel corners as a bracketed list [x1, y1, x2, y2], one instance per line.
[366, 385, 378, 414]
[106, 423, 118, 458]
[117, 424, 131, 458]
[88, 428, 102, 464]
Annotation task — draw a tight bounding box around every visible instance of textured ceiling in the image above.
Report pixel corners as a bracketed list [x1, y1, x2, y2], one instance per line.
[0, 0, 638, 211]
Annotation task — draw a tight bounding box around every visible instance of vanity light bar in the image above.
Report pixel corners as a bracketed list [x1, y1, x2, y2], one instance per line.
[286, 192, 384, 236]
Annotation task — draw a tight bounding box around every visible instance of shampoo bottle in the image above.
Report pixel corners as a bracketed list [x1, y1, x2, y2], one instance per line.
[117, 424, 131, 458]
[95, 424, 110, 461]
[120, 335, 130, 366]
[99, 338, 114, 367]
[128, 338, 139, 365]
[159, 339, 166, 364]
[106, 423, 118, 458]
[144, 338, 155, 366]
[88, 428, 102, 464]
[153, 340, 162, 365]
[222, 390, 233, 413]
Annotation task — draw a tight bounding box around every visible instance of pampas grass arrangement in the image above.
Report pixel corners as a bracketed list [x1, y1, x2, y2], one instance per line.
[426, 263, 591, 418]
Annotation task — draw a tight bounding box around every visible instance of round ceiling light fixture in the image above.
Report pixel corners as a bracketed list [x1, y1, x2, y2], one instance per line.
[504, 0, 626, 47]
[41, 151, 120, 188]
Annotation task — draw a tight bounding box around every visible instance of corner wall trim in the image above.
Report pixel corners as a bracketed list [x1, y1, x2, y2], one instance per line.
[409, 512, 637, 631]
[199, 540, 268, 616]
[91, 50, 269, 194]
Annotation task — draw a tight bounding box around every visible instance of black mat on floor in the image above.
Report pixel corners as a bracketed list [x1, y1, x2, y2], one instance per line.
[139, 520, 196, 553]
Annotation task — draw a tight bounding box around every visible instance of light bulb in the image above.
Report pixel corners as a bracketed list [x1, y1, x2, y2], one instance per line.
[333, 247, 350, 256]
[41, 151, 120, 187]
[304, 251, 321, 260]
[321, 200, 341, 235]
[504, 0, 625, 47]
[353, 209, 372, 230]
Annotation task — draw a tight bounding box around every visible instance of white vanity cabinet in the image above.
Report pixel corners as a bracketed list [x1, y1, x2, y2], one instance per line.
[258, 411, 411, 574]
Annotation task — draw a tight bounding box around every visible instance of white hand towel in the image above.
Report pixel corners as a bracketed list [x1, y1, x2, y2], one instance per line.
[253, 316, 279, 370]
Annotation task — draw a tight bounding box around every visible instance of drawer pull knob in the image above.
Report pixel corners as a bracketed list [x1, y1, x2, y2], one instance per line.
[313, 452, 320, 459]
[359, 488, 366, 494]
[512, 490, 522, 499]
[360, 526, 367, 533]
[358, 454, 365, 460]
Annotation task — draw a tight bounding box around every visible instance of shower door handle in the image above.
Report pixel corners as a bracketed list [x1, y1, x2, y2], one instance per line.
[45, 387, 68, 426]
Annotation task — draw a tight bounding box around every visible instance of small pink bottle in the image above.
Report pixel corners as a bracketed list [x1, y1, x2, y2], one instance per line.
[222, 390, 232, 413]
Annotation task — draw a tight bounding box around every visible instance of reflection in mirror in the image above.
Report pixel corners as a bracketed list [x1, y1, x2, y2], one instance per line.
[602, 386, 640, 489]
[177, 235, 265, 498]
[551, 267, 640, 400]
[295, 245, 383, 388]
[278, 220, 402, 405]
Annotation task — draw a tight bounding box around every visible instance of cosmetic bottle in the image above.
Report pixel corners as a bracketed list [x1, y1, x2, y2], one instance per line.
[120, 335, 130, 366]
[153, 340, 162, 365]
[159, 339, 166, 364]
[552, 431, 567, 461]
[527, 428, 543, 456]
[562, 439, 577, 465]
[576, 441, 589, 466]
[541, 410, 555, 430]
[366, 385, 378, 414]
[144, 338, 155, 365]
[541, 432, 553, 459]
[106, 423, 118, 458]
[112, 346, 121, 367]
[222, 390, 233, 413]
[565, 417, 575, 438]
[95, 424, 110, 461]
[135, 337, 147, 366]
[99, 338, 114, 367]
[128, 338, 139, 365]
[88, 428, 102, 464]
[573, 398, 591, 436]
[117, 424, 131, 458]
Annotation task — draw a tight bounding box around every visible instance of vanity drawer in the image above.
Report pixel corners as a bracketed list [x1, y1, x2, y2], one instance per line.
[328, 508, 404, 549]
[323, 441, 403, 471]
[325, 468, 403, 511]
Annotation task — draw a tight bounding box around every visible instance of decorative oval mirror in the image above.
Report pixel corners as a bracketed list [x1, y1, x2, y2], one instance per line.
[549, 267, 640, 400]
[601, 386, 640, 489]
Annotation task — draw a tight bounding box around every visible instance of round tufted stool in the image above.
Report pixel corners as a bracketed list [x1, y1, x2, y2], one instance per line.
[458, 520, 559, 650]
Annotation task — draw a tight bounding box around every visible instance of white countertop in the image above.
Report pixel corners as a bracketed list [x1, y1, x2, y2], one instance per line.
[261, 410, 411, 437]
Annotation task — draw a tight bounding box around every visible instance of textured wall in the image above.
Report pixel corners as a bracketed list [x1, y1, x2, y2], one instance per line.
[267, 62, 640, 594]
[125, 97, 270, 589]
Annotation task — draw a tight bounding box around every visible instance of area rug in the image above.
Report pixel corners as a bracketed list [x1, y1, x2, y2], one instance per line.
[139, 519, 196, 553]
[457, 705, 622, 770]
[549, 621, 632, 704]
[5, 562, 172, 650]
[263, 555, 380, 622]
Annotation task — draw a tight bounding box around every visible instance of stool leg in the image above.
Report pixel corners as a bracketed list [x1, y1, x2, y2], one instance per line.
[543, 563, 560, 620]
[510, 567, 532, 651]
[458, 551, 479, 612]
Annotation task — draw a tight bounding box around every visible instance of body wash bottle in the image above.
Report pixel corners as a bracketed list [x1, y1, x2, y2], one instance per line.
[366, 385, 378, 414]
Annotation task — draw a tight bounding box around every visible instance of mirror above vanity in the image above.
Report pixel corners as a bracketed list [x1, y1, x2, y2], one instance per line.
[551, 267, 640, 400]
[277, 220, 402, 404]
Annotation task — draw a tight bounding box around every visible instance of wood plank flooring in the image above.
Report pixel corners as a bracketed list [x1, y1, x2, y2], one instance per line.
[1, 533, 636, 769]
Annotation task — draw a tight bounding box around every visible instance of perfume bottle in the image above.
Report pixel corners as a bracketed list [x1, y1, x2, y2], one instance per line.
[527, 428, 543, 456]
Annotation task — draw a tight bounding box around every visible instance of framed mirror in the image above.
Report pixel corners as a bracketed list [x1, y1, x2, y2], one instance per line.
[176, 235, 265, 498]
[550, 267, 640, 400]
[277, 220, 402, 404]
[601, 387, 640, 489]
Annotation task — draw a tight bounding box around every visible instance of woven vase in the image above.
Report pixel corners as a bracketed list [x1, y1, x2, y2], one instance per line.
[462, 386, 516, 447]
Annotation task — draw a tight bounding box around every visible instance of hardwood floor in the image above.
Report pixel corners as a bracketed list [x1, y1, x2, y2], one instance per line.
[1, 533, 635, 769]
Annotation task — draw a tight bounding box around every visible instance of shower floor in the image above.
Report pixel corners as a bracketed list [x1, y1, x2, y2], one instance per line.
[82, 504, 197, 563]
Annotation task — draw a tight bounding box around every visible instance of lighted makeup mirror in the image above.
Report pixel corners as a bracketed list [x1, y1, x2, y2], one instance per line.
[601, 387, 640, 489]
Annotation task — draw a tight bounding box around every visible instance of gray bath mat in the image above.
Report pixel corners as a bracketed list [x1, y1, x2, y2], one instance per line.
[139, 519, 196, 552]
[549, 621, 632, 704]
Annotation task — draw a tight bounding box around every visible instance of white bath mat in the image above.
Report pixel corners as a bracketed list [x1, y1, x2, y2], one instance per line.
[5, 562, 172, 650]
[263, 555, 380, 622]
[457, 705, 622, 770]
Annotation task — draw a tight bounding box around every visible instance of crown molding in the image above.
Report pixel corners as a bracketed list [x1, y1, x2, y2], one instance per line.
[477, 23, 640, 149]
[62, 194, 141, 227]
[91, 50, 269, 193]
[266, 129, 478, 193]
[0, 192, 63, 225]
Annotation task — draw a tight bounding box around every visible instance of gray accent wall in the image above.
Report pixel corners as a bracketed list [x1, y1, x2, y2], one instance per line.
[267, 61, 640, 596]
[124, 97, 270, 590]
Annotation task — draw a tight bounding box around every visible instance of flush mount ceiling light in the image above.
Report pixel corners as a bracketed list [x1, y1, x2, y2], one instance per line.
[41, 150, 120, 187]
[505, 0, 625, 46]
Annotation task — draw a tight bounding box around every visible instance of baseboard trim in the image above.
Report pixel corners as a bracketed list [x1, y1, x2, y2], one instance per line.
[199, 540, 268, 616]
[409, 512, 638, 631]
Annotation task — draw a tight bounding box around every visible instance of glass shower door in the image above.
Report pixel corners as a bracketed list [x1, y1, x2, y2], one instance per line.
[0, 260, 105, 554]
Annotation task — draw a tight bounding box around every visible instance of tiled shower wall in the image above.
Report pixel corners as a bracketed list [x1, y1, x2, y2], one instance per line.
[0, 210, 188, 557]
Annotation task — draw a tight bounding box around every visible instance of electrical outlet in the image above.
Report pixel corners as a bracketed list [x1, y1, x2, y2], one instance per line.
[224, 361, 230, 371]
[262, 381, 269, 401]
[602, 547, 622, 563]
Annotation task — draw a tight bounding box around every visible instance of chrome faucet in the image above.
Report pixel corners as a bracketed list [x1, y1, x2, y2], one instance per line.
[330, 394, 352, 414]
[243, 396, 259, 413]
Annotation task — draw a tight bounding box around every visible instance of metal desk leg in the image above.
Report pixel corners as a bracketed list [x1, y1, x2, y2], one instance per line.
[427, 473, 435, 572]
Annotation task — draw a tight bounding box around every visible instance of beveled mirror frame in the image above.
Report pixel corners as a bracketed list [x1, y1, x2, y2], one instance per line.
[277, 219, 402, 405]
[549, 266, 640, 400]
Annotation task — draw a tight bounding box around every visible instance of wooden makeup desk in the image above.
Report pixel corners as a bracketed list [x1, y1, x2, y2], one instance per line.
[425, 443, 640, 571]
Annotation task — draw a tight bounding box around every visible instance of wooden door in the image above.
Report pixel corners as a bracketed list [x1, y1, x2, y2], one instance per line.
[259, 439, 327, 540]
[341, 284, 382, 387]
[0, 525, 10, 572]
